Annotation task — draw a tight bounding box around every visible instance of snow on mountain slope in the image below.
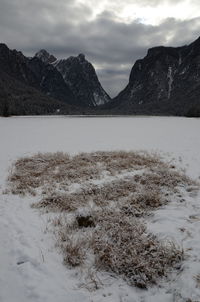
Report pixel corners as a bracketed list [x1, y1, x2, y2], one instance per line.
[34, 49, 111, 108]
[35, 49, 57, 64]
[112, 37, 200, 115]
[0, 116, 200, 302]
[52, 54, 111, 107]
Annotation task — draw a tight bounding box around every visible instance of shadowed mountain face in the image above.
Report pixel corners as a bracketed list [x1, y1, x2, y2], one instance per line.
[27, 57, 76, 105]
[0, 44, 76, 105]
[0, 70, 76, 116]
[35, 50, 111, 107]
[53, 54, 111, 107]
[0, 44, 110, 115]
[0, 44, 80, 115]
[0, 43, 38, 87]
[110, 37, 200, 115]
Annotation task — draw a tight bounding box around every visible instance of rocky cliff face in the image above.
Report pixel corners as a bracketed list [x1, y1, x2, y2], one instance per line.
[112, 37, 200, 115]
[27, 57, 76, 105]
[34, 50, 111, 107]
[53, 54, 111, 107]
[0, 43, 38, 87]
[0, 44, 76, 105]
[0, 44, 79, 115]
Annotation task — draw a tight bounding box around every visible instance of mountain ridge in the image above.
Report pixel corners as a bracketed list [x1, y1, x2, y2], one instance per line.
[1, 37, 200, 116]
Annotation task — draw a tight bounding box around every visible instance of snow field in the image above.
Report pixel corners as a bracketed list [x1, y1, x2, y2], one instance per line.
[0, 116, 200, 302]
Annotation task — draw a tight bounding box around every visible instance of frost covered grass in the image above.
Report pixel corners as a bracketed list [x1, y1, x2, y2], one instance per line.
[93, 211, 183, 288]
[55, 210, 183, 289]
[7, 151, 165, 195]
[7, 151, 199, 289]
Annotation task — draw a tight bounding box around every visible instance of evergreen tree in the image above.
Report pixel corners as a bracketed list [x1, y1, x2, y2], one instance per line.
[2, 101, 10, 117]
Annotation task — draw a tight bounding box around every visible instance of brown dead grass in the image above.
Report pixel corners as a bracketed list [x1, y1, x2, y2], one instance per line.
[32, 192, 83, 212]
[34, 178, 164, 215]
[62, 237, 87, 267]
[193, 274, 200, 288]
[134, 168, 193, 192]
[55, 209, 183, 288]
[7, 151, 199, 289]
[33, 165, 193, 215]
[93, 210, 183, 288]
[8, 151, 166, 195]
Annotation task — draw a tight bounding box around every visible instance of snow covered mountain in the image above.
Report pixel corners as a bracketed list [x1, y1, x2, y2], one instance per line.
[34, 50, 111, 107]
[52, 53, 111, 107]
[2, 36, 200, 116]
[110, 37, 200, 115]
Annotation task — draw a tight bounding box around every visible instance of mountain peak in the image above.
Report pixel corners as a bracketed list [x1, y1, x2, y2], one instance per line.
[0, 43, 9, 49]
[35, 49, 57, 64]
[0, 43, 9, 54]
[77, 53, 85, 61]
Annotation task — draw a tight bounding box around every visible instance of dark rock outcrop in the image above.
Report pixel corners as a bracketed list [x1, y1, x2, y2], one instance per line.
[35, 49, 57, 64]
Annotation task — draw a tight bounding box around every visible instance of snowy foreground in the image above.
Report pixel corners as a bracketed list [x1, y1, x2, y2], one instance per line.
[0, 116, 200, 302]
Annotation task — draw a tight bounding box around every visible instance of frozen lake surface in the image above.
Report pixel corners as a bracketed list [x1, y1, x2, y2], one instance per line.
[0, 116, 200, 302]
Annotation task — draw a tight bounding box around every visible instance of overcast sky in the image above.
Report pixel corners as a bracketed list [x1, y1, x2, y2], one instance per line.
[0, 0, 200, 97]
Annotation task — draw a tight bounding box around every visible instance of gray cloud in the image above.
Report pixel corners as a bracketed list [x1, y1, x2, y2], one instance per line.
[0, 0, 199, 97]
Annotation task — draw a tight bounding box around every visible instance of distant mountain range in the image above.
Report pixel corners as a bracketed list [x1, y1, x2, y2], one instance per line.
[1, 37, 200, 116]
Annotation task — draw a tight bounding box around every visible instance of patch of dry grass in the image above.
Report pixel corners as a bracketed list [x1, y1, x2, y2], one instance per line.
[33, 165, 193, 216]
[34, 178, 164, 216]
[134, 168, 194, 192]
[7, 151, 199, 289]
[93, 211, 183, 288]
[32, 192, 84, 212]
[62, 237, 87, 267]
[8, 151, 167, 195]
[55, 209, 183, 288]
[8, 152, 101, 195]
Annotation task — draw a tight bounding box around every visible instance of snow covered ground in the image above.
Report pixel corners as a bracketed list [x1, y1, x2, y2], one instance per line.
[0, 116, 200, 302]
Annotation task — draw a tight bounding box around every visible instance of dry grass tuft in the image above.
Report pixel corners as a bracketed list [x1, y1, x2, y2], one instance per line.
[62, 238, 87, 267]
[7, 150, 199, 289]
[32, 192, 84, 212]
[193, 274, 200, 288]
[93, 211, 183, 288]
[133, 169, 194, 192]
